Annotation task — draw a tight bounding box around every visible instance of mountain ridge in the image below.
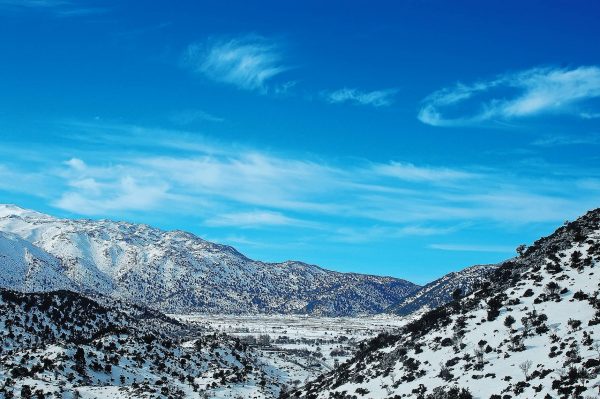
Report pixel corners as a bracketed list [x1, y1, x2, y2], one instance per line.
[387, 263, 500, 316]
[0, 204, 419, 316]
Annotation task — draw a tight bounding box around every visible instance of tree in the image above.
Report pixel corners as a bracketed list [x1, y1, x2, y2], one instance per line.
[544, 281, 561, 296]
[571, 251, 583, 270]
[516, 244, 527, 257]
[74, 347, 86, 374]
[519, 360, 533, 379]
[20, 385, 32, 399]
[592, 341, 600, 359]
[451, 288, 463, 302]
[474, 348, 484, 370]
[438, 362, 453, 381]
[504, 315, 516, 329]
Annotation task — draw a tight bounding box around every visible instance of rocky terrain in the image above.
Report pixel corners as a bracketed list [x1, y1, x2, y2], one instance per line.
[289, 209, 600, 398]
[0, 289, 287, 398]
[388, 264, 499, 316]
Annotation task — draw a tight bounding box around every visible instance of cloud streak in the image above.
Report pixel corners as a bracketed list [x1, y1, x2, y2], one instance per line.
[1, 122, 599, 239]
[324, 88, 397, 107]
[204, 210, 319, 229]
[419, 65, 600, 126]
[183, 35, 288, 93]
[429, 243, 516, 253]
[0, 0, 107, 16]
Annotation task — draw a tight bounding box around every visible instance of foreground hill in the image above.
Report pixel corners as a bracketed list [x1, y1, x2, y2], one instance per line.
[0, 205, 418, 316]
[0, 289, 286, 398]
[289, 208, 600, 398]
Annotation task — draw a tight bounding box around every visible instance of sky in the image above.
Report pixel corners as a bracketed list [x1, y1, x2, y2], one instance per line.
[0, 0, 599, 283]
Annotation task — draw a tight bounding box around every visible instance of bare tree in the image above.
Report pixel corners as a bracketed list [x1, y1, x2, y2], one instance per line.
[452, 332, 464, 351]
[593, 341, 600, 359]
[519, 360, 533, 379]
[474, 348, 484, 370]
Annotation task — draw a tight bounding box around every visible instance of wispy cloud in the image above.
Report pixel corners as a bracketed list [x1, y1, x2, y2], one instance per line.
[182, 35, 289, 93]
[429, 243, 516, 253]
[169, 109, 224, 125]
[0, 0, 67, 8]
[0, 0, 107, 16]
[531, 134, 600, 147]
[323, 87, 397, 107]
[205, 210, 318, 229]
[419, 65, 600, 127]
[54, 7, 106, 17]
[1, 122, 599, 236]
[372, 162, 479, 182]
[53, 158, 172, 215]
[331, 225, 458, 243]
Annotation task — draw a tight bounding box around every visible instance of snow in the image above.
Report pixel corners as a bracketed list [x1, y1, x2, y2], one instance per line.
[0, 204, 418, 316]
[293, 217, 600, 398]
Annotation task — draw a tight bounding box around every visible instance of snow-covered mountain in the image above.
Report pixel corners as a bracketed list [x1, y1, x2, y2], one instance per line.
[0, 231, 73, 292]
[289, 208, 600, 398]
[0, 204, 419, 316]
[388, 264, 499, 316]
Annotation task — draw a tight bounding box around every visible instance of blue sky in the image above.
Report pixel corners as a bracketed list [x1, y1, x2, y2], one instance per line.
[1, 0, 599, 283]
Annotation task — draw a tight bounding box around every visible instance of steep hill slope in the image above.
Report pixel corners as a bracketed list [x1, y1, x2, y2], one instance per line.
[289, 209, 600, 399]
[388, 264, 499, 316]
[0, 204, 418, 316]
[0, 231, 74, 292]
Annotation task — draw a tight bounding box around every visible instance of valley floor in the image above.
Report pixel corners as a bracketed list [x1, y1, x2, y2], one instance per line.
[172, 313, 410, 395]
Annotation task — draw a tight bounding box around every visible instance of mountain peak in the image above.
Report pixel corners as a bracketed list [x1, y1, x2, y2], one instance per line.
[0, 204, 53, 219]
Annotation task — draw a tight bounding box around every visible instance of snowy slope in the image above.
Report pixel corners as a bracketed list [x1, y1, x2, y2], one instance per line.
[289, 208, 600, 399]
[0, 289, 288, 398]
[388, 264, 499, 316]
[0, 205, 419, 316]
[0, 231, 74, 292]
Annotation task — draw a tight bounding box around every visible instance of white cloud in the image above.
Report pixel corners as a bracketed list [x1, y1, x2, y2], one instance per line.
[372, 162, 478, 182]
[183, 35, 288, 92]
[169, 109, 224, 125]
[324, 87, 397, 107]
[0, 0, 68, 8]
[55, 177, 169, 215]
[429, 243, 516, 253]
[53, 158, 171, 215]
[2, 123, 598, 233]
[205, 210, 317, 229]
[531, 134, 600, 147]
[0, 1, 107, 16]
[419, 65, 600, 126]
[331, 225, 457, 243]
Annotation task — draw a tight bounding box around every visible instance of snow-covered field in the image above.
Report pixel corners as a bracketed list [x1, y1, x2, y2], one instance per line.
[172, 314, 410, 390]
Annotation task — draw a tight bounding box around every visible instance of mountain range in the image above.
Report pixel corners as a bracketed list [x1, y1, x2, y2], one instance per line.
[1, 204, 599, 398]
[0, 204, 422, 316]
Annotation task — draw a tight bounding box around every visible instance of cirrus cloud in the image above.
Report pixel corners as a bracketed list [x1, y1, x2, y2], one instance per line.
[323, 87, 397, 107]
[182, 35, 289, 93]
[418, 65, 600, 127]
[2, 122, 599, 237]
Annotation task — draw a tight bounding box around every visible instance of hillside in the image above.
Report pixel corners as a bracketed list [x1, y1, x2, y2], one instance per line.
[0, 204, 418, 316]
[0, 289, 288, 398]
[388, 264, 499, 316]
[0, 231, 74, 292]
[289, 209, 600, 398]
